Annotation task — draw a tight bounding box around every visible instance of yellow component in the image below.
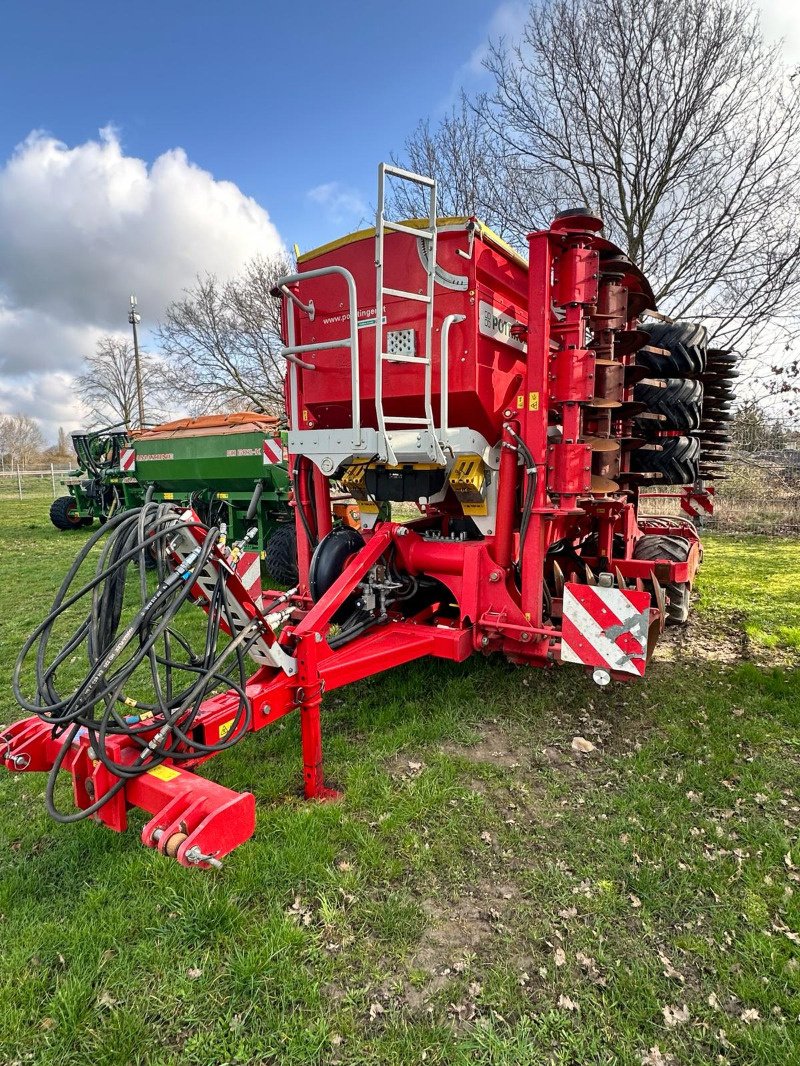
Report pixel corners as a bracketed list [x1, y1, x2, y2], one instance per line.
[217, 492, 229, 500]
[342, 461, 369, 502]
[449, 453, 488, 515]
[516, 394, 525, 409]
[162, 492, 174, 500]
[147, 765, 181, 782]
[529, 391, 540, 411]
[297, 217, 528, 270]
[122, 696, 137, 708]
[219, 718, 236, 740]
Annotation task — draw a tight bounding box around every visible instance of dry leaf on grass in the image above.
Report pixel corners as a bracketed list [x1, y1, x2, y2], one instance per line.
[640, 1047, 676, 1066]
[657, 950, 684, 983]
[571, 736, 597, 754]
[576, 951, 607, 986]
[661, 1003, 690, 1028]
[558, 994, 578, 1011]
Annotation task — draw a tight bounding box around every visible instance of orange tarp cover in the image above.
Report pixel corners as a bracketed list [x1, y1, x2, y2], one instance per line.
[131, 412, 280, 441]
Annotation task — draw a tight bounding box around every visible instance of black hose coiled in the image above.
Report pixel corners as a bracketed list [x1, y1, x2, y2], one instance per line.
[13, 501, 260, 823]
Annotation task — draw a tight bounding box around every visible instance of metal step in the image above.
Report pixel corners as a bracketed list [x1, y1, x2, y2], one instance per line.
[381, 352, 430, 364]
[383, 287, 431, 303]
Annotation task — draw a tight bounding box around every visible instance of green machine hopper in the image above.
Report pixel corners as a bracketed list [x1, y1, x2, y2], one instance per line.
[129, 412, 298, 584]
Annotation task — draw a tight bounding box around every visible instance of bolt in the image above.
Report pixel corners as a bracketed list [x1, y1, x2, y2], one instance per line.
[185, 845, 223, 869]
[396, 526, 409, 536]
[488, 571, 501, 583]
[480, 636, 490, 647]
[520, 632, 531, 643]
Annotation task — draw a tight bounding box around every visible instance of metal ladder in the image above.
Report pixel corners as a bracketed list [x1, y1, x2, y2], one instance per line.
[374, 163, 445, 465]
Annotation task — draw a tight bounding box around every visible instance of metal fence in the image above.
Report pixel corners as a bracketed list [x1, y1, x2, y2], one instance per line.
[638, 451, 800, 534]
[0, 466, 73, 500]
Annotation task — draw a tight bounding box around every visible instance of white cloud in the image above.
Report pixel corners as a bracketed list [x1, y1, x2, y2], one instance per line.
[461, 1, 528, 81]
[307, 181, 369, 226]
[0, 127, 284, 440]
[436, 1, 528, 111]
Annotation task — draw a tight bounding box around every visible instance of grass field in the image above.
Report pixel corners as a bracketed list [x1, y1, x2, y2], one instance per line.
[0, 496, 798, 1066]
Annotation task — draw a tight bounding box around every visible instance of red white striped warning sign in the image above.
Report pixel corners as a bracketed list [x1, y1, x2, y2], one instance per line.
[236, 550, 262, 610]
[262, 436, 282, 464]
[680, 485, 715, 518]
[120, 447, 136, 473]
[560, 582, 651, 676]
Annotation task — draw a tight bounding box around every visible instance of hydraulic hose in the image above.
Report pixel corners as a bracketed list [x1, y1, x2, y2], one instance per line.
[13, 501, 261, 823]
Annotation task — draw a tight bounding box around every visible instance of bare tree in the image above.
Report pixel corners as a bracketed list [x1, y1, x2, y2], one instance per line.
[0, 412, 44, 469]
[397, 0, 800, 400]
[73, 335, 166, 429]
[391, 102, 520, 242]
[157, 253, 293, 417]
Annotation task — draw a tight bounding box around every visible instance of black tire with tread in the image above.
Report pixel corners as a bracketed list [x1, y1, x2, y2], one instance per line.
[264, 524, 298, 587]
[633, 534, 692, 626]
[637, 320, 708, 375]
[631, 435, 699, 484]
[50, 495, 83, 530]
[634, 377, 703, 431]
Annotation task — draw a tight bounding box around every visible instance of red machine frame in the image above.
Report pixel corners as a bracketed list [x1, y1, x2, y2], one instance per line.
[2, 201, 704, 868]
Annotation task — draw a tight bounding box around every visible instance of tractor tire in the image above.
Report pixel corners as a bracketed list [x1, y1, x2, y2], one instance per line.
[634, 377, 703, 432]
[309, 527, 365, 623]
[637, 320, 708, 376]
[633, 534, 692, 626]
[631, 435, 699, 484]
[264, 524, 298, 587]
[50, 495, 83, 530]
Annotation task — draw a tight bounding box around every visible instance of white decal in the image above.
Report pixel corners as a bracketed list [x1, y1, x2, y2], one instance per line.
[478, 300, 527, 352]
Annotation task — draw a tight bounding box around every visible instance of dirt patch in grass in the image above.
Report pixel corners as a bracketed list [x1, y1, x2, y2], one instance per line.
[655, 606, 747, 665]
[402, 883, 519, 1011]
[655, 605, 795, 668]
[440, 722, 530, 769]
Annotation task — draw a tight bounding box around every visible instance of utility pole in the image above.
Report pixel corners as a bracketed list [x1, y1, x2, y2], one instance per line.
[128, 295, 145, 428]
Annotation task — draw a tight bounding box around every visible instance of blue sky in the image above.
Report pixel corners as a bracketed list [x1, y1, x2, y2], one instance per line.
[0, 1, 528, 436]
[0, 0, 517, 253]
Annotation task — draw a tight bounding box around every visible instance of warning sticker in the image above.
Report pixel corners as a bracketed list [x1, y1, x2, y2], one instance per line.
[219, 718, 236, 740]
[147, 765, 181, 782]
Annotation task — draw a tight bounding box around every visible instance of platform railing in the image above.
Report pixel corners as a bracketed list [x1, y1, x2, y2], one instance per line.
[276, 265, 361, 444]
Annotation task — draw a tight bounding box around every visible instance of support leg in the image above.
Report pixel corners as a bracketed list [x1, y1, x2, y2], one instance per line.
[296, 632, 340, 800]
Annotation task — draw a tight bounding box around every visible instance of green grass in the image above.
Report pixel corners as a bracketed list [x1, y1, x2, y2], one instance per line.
[1, 495, 798, 1065]
[696, 535, 800, 651]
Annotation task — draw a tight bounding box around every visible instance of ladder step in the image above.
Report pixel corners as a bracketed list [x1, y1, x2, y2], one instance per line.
[381, 352, 430, 364]
[383, 287, 431, 303]
[382, 220, 434, 239]
[383, 417, 430, 425]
